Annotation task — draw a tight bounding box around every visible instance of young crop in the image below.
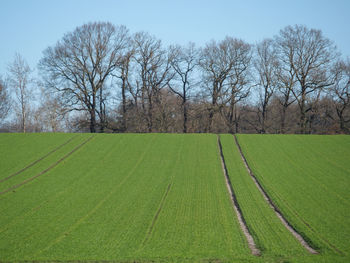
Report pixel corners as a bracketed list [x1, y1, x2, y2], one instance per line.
[237, 134, 350, 262]
[0, 134, 249, 262]
[0, 133, 348, 263]
[220, 134, 310, 261]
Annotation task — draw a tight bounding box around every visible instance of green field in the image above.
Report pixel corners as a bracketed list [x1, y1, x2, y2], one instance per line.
[236, 134, 350, 262]
[0, 133, 349, 262]
[220, 135, 309, 261]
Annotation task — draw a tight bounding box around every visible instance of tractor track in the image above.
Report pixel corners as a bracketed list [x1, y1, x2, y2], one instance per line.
[217, 135, 260, 256]
[0, 135, 94, 196]
[34, 136, 155, 257]
[0, 135, 78, 184]
[233, 134, 318, 254]
[142, 182, 172, 245]
[141, 136, 185, 246]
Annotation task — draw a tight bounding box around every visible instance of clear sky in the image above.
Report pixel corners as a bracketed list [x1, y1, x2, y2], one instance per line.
[1, 0, 349, 77]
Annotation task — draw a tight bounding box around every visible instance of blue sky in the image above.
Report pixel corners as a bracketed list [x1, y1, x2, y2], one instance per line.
[1, 0, 349, 76]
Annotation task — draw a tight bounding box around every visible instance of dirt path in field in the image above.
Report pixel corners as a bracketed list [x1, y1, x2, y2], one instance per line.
[0, 135, 94, 196]
[0, 135, 78, 184]
[233, 134, 318, 254]
[217, 135, 260, 256]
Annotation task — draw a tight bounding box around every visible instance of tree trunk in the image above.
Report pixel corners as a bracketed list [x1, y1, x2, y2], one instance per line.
[99, 87, 105, 133]
[208, 86, 218, 133]
[280, 106, 287, 134]
[208, 109, 214, 133]
[21, 91, 26, 133]
[121, 77, 127, 132]
[300, 93, 306, 134]
[120, 65, 128, 132]
[261, 107, 266, 134]
[234, 106, 239, 134]
[90, 94, 96, 133]
[228, 96, 235, 134]
[148, 96, 153, 133]
[22, 106, 26, 133]
[337, 108, 348, 133]
[90, 110, 96, 133]
[183, 100, 188, 133]
[300, 111, 306, 134]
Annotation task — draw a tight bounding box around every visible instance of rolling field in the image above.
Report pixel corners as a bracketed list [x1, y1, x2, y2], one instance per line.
[220, 135, 310, 261]
[0, 133, 76, 181]
[236, 134, 350, 262]
[0, 133, 349, 262]
[0, 134, 250, 262]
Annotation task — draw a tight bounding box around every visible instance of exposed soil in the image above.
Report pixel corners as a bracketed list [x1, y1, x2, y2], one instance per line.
[0, 136, 94, 196]
[217, 135, 260, 256]
[233, 134, 318, 254]
[0, 135, 78, 183]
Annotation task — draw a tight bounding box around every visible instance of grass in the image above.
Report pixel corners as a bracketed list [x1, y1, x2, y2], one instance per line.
[0, 133, 349, 262]
[0, 133, 76, 180]
[0, 134, 90, 193]
[236, 134, 350, 263]
[0, 134, 250, 262]
[220, 134, 309, 261]
[135, 134, 250, 262]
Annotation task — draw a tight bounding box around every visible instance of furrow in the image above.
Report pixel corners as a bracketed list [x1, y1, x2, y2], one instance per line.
[233, 134, 318, 254]
[142, 182, 172, 245]
[0, 135, 94, 196]
[33, 135, 156, 257]
[0, 135, 78, 184]
[217, 135, 260, 256]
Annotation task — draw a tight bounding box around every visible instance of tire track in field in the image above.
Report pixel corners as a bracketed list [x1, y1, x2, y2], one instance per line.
[141, 135, 184, 247]
[254, 173, 345, 255]
[233, 134, 318, 254]
[259, 137, 346, 254]
[267, 184, 344, 255]
[0, 135, 78, 184]
[0, 136, 128, 235]
[0, 135, 94, 196]
[33, 135, 156, 257]
[2, 136, 129, 250]
[217, 135, 260, 256]
[142, 182, 172, 245]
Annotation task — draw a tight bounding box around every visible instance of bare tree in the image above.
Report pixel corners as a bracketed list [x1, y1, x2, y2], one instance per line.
[39, 22, 129, 133]
[273, 37, 298, 134]
[220, 38, 252, 133]
[0, 77, 11, 124]
[276, 25, 338, 133]
[169, 43, 199, 133]
[7, 53, 32, 133]
[200, 37, 251, 132]
[254, 39, 278, 133]
[35, 84, 68, 132]
[2, 22, 346, 135]
[200, 40, 224, 132]
[329, 59, 350, 133]
[275, 61, 297, 134]
[133, 32, 175, 132]
[113, 46, 134, 132]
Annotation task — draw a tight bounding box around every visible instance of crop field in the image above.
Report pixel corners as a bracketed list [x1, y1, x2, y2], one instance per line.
[236, 134, 350, 263]
[220, 135, 309, 260]
[0, 133, 349, 262]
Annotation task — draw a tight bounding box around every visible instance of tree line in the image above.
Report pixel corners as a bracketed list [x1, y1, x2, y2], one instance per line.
[0, 22, 349, 134]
